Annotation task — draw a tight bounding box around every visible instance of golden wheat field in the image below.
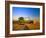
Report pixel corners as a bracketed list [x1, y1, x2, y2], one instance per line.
[13, 20, 40, 30]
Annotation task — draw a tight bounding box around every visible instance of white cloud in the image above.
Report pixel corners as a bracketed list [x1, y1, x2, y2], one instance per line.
[13, 16, 34, 21]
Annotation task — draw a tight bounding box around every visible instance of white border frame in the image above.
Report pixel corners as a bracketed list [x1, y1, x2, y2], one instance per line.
[10, 4, 43, 34]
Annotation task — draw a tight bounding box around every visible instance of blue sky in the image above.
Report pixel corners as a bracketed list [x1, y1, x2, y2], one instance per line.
[12, 7, 40, 20]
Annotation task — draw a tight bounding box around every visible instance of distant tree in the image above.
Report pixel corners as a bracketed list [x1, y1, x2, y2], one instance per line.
[19, 17, 24, 20]
[18, 17, 25, 24]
